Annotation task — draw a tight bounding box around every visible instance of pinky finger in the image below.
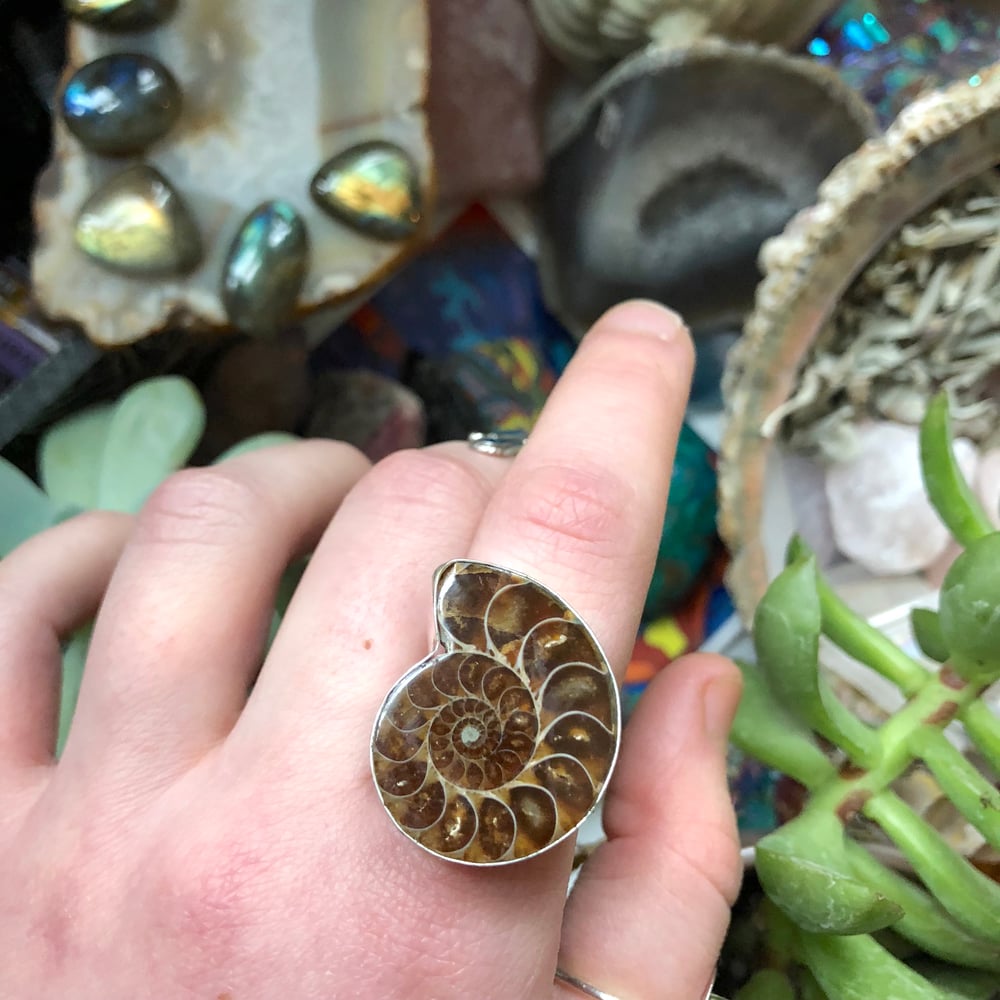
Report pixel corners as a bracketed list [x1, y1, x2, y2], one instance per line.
[0, 511, 130, 780]
[555, 654, 744, 1000]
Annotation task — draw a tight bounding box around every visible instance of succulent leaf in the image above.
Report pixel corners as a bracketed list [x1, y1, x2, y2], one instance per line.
[755, 844, 903, 935]
[843, 840, 1000, 973]
[910, 608, 950, 664]
[938, 535, 1000, 683]
[864, 791, 1000, 945]
[734, 969, 796, 1000]
[788, 536, 928, 695]
[910, 726, 1000, 849]
[58, 624, 92, 757]
[754, 553, 880, 766]
[908, 959, 1000, 1000]
[96, 375, 206, 512]
[731, 659, 836, 789]
[212, 431, 299, 463]
[0, 457, 58, 558]
[920, 392, 993, 547]
[796, 929, 961, 1000]
[960, 701, 1000, 774]
[38, 403, 114, 510]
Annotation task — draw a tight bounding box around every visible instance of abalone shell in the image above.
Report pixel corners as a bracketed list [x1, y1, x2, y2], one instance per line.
[74, 164, 202, 277]
[221, 201, 309, 337]
[61, 53, 181, 156]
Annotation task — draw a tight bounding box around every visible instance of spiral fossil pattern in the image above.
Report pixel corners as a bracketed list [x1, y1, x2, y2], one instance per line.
[371, 561, 620, 865]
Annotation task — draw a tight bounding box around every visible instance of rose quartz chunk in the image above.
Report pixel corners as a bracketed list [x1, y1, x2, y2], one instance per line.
[826, 421, 978, 575]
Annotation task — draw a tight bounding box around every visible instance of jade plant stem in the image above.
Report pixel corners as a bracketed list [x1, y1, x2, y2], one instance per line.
[789, 537, 928, 697]
[804, 668, 983, 814]
[908, 725, 1000, 848]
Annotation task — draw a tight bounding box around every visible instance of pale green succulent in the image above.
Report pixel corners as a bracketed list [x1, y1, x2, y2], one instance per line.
[0, 375, 297, 753]
[732, 394, 1000, 1000]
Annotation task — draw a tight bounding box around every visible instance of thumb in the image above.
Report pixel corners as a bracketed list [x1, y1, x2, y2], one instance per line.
[555, 653, 743, 1000]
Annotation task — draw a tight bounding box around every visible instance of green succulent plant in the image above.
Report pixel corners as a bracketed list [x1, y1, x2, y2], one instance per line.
[0, 375, 298, 754]
[731, 393, 1000, 1000]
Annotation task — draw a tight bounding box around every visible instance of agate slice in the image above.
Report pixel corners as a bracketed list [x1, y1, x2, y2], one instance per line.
[34, 0, 432, 345]
[539, 40, 877, 339]
[372, 561, 620, 866]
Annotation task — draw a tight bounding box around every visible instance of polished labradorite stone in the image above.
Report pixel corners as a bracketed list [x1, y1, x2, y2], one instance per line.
[75, 164, 202, 277]
[62, 54, 181, 156]
[222, 201, 309, 337]
[64, 0, 178, 32]
[310, 141, 422, 241]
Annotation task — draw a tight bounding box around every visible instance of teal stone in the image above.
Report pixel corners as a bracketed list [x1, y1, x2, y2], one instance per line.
[643, 422, 719, 618]
[311, 141, 422, 241]
[96, 375, 206, 513]
[222, 201, 309, 337]
[64, 0, 178, 32]
[62, 53, 181, 156]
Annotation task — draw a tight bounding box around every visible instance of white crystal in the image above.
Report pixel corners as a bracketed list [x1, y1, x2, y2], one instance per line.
[826, 421, 979, 576]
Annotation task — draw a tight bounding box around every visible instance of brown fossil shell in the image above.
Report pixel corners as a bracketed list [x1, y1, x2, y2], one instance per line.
[371, 560, 620, 866]
[720, 66, 1000, 623]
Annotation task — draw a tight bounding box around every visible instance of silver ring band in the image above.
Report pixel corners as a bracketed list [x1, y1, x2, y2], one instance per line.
[554, 967, 621, 1000]
[554, 967, 727, 999]
[466, 429, 528, 456]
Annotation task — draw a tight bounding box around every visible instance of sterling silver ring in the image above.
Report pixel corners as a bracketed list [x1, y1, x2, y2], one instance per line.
[555, 967, 726, 999]
[554, 967, 620, 999]
[370, 558, 621, 865]
[467, 428, 528, 456]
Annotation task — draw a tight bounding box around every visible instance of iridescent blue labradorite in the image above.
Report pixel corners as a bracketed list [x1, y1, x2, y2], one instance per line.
[221, 201, 310, 338]
[75, 164, 202, 277]
[62, 54, 181, 156]
[63, 0, 178, 32]
[310, 141, 422, 241]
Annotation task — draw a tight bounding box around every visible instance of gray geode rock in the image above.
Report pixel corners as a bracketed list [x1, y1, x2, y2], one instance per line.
[539, 40, 877, 338]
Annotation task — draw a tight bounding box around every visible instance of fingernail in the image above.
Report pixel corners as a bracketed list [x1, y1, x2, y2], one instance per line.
[702, 673, 742, 744]
[602, 299, 688, 341]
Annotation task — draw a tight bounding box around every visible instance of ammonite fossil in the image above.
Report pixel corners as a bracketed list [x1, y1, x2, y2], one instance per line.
[371, 560, 621, 866]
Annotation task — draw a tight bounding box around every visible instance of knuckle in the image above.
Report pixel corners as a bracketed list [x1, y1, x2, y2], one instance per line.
[150, 832, 272, 970]
[510, 461, 635, 563]
[134, 467, 263, 549]
[297, 437, 372, 477]
[363, 449, 491, 517]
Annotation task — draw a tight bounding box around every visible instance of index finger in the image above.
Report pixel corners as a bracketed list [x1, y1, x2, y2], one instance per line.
[470, 299, 694, 673]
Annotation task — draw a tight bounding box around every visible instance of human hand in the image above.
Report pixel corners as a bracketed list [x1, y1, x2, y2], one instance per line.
[0, 301, 742, 999]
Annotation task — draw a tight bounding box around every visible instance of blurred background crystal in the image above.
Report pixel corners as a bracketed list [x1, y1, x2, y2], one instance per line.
[810, 0, 1000, 124]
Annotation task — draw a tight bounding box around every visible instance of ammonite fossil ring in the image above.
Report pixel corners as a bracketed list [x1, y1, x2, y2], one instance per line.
[371, 559, 621, 866]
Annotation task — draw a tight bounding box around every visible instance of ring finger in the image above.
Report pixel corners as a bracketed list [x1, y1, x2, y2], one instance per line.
[59, 440, 371, 793]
